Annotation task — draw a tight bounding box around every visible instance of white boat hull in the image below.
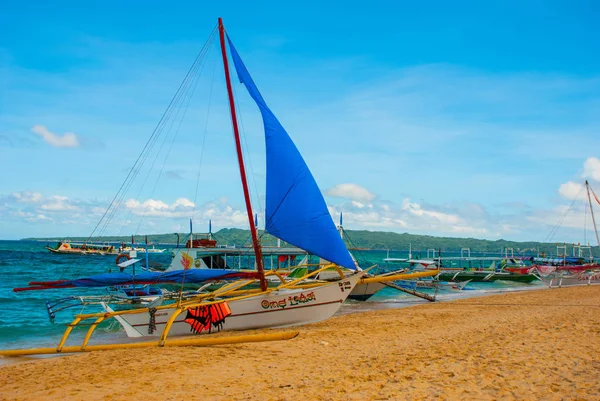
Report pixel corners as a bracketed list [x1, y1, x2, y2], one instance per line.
[348, 282, 385, 301]
[105, 273, 363, 338]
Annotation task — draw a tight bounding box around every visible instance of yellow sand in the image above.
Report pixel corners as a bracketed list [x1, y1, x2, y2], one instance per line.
[1, 286, 599, 400]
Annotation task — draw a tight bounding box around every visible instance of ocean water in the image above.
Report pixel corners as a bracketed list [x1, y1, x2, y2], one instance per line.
[0, 241, 545, 352]
[0, 240, 173, 351]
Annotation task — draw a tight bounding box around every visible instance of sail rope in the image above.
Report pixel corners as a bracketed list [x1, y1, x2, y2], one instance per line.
[132, 40, 214, 235]
[542, 185, 583, 244]
[88, 25, 217, 242]
[113, 36, 214, 238]
[339, 227, 373, 270]
[191, 51, 218, 223]
[232, 81, 264, 219]
[94, 27, 217, 240]
[60, 25, 218, 280]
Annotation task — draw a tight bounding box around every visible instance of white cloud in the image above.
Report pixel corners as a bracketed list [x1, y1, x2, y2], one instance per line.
[173, 198, 195, 208]
[327, 183, 376, 202]
[1, 192, 104, 233]
[450, 226, 488, 235]
[328, 196, 517, 239]
[351, 201, 366, 208]
[125, 197, 195, 217]
[39, 195, 79, 211]
[31, 125, 80, 148]
[583, 157, 600, 182]
[558, 181, 586, 201]
[527, 204, 593, 236]
[11, 210, 53, 222]
[402, 199, 462, 224]
[11, 191, 43, 203]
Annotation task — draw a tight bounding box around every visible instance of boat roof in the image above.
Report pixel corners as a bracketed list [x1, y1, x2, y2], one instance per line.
[385, 258, 437, 265]
[117, 258, 142, 268]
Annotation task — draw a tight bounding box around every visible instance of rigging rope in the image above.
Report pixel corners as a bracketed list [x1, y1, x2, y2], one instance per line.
[133, 39, 212, 235]
[232, 80, 264, 220]
[191, 52, 218, 224]
[340, 227, 373, 270]
[90, 26, 217, 241]
[112, 34, 214, 237]
[542, 185, 584, 244]
[58, 25, 218, 280]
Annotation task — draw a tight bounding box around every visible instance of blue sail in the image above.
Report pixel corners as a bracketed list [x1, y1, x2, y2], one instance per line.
[226, 35, 355, 270]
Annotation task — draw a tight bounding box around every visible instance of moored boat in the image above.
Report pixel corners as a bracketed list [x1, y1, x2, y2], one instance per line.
[103, 270, 364, 338]
[45, 241, 117, 255]
[11, 18, 367, 349]
[436, 270, 539, 283]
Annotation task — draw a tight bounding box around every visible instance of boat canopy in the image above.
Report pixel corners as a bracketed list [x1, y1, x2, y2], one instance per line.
[13, 269, 259, 292]
[532, 256, 583, 265]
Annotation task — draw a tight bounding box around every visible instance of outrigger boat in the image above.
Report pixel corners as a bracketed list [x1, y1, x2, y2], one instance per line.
[10, 19, 375, 353]
[386, 251, 539, 283]
[45, 241, 117, 255]
[532, 181, 600, 288]
[435, 269, 539, 283]
[533, 269, 600, 288]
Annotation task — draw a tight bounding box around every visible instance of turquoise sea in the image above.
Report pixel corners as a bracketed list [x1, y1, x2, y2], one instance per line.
[0, 240, 545, 353]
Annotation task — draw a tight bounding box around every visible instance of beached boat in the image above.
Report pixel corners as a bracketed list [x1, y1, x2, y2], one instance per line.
[99, 18, 368, 336]
[45, 241, 117, 255]
[532, 181, 600, 287]
[533, 269, 600, 288]
[386, 252, 539, 283]
[13, 19, 368, 347]
[436, 270, 539, 283]
[102, 271, 364, 337]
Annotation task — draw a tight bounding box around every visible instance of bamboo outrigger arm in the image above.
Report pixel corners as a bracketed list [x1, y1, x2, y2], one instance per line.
[359, 269, 440, 284]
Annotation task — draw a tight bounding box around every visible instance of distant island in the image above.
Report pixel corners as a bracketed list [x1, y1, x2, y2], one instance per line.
[23, 228, 600, 257]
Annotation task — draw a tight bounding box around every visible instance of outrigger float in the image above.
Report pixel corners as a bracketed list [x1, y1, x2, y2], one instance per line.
[0, 331, 299, 357]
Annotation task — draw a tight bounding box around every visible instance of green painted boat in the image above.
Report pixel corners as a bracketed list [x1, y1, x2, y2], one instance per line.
[437, 270, 539, 283]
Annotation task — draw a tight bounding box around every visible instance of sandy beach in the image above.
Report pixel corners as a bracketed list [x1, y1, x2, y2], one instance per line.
[1, 286, 599, 400]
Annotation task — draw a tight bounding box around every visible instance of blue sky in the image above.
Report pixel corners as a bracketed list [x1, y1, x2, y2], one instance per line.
[1, 1, 600, 244]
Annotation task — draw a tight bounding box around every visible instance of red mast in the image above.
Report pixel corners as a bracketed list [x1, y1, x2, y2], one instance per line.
[218, 18, 267, 291]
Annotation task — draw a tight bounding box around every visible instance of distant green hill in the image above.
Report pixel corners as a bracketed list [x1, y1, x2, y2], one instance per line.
[23, 228, 600, 257]
[341, 230, 600, 257]
[23, 228, 282, 248]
